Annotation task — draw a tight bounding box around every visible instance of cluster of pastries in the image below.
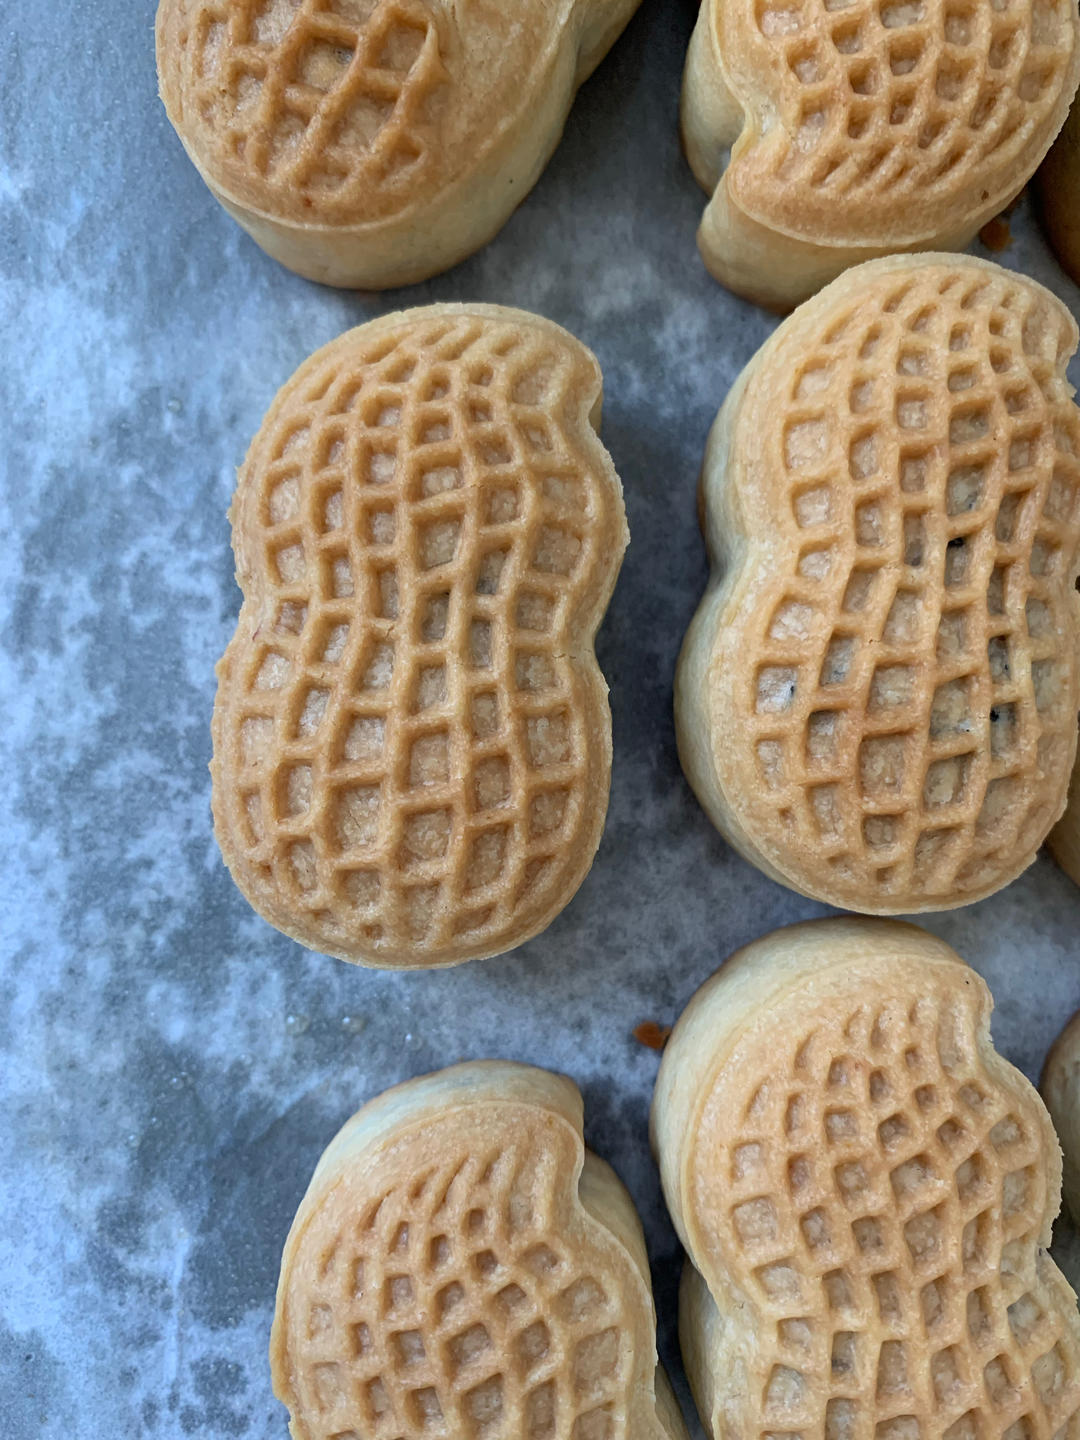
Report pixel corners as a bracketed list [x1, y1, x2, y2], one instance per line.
[274, 920, 1080, 1440]
[152, 3, 1080, 1437]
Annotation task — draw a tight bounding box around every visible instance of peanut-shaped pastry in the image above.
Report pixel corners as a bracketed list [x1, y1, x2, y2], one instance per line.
[680, 0, 1080, 309]
[272, 1061, 688, 1440]
[156, 0, 641, 287]
[676, 255, 1080, 913]
[212, 304, 627, 967]
[653, 917, 1080, 1440]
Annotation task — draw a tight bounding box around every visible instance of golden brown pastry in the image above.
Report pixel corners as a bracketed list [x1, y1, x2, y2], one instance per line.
[1048, 745, 1080, 886]
[652, 916, 1080, 1440]
[1037, 96, 1080, 285]
[155, 0, 641, 288]
[1042, 1007, 1080, 1227]
[676, 254, 1080, 913]
[211, 303, 627, 967]
[271, 1061, 688, 1440]
[680, 0, 1080, 310]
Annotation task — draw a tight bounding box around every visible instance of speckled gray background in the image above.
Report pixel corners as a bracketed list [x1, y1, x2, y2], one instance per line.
[3, 1, 1080, 1435]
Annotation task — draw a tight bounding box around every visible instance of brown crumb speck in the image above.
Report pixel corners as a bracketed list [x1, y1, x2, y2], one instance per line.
[633, 1021, 672, 1051]
[979, 215, 1012, 252]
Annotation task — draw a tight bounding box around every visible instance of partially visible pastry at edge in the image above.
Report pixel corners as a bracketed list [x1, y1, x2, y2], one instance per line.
[676, 254, 1080, 914]
[271, 1061, 689, 1440]
[1042, 1008, 1080, 1226]
[651, 916, 1080, 1440]
[680, 0, 1080, 309]
[211, 304, 627, 968]
[1048, 749, 1080, 886]
[1037, 96, 1080, 285]
[155, 0, 640, 288]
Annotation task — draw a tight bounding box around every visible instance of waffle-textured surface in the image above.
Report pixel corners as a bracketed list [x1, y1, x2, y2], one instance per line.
[211, 304, 627, 967]
[271, 1061, 686, 1440]
[157, 0, 517, 225]
[675, 255, 1080, 913]
[652, 919, 1080, 1440]
[155, 0, 641, 284]
[714, 0, 1076, 242]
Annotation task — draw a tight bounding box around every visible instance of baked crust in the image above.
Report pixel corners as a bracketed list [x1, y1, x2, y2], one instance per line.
[211, 303, 627, 967]
[1037, 96, 1080, 287]
[155, 0, 640, 287]
[1048, 749, 1080, 887]
[680, 0, 1080, 309]
[271, 1060, 688, 1440]
[652, 916, 1080, 1440]
[675, 254, 1080, 913]
[1042, 1008, 1080, 1226]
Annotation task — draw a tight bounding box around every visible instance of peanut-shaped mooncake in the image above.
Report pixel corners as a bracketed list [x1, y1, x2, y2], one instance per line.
[676, 255, 1080, 913]
[271, 1061, 688, 1440]
[156, 0, 641, 288]
[653, 917, 1080, 1440]
[680, 0, 1080, 309]
[211, 304, 627, 967]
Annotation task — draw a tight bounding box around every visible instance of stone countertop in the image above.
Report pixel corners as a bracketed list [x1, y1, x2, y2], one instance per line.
[3, 2, 1080, 1436]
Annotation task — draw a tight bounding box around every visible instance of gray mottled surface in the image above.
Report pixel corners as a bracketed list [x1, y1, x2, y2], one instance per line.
[3, 1, 1080, 1435]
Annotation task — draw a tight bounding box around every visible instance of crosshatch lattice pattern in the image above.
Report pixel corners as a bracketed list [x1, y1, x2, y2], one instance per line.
[214, 311, 621, 964]
[169, 0, 450, 219]
[731, 265, 1080, 909]
[722, 0, 1077, 241]
[710, 992, 1080, 1440]
[286, 1137, 635, 1439]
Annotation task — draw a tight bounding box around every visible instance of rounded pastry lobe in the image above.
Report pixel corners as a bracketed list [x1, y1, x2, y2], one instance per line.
[1037, 96, 1080, 287]
[1047, 750, 1080, 887]
[155, 0, 641, 286]
[1042, 1007, 1080, 1227]
[157, 0, 453, 226]
[211, 304, 627, 968]
[652, 918, 1080, 1440]
[681, 0, 1080, 305]
[676, 255, 1080, 913]
[271, 1062, 686, 1440]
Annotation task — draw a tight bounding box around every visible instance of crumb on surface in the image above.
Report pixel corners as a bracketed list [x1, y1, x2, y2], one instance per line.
[633, 1021, 672, 1051]
[979, 215, 1012, 252]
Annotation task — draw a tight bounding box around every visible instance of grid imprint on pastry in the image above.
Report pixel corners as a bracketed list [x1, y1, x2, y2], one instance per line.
[740, 267, 1080, 907]
[222, 315, 607, 959]
[729, 0, 1075, 236]
[291, 1142, 632, 1439]
[715, 995, 1080, 1440]
[177, 0, 444, 207]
